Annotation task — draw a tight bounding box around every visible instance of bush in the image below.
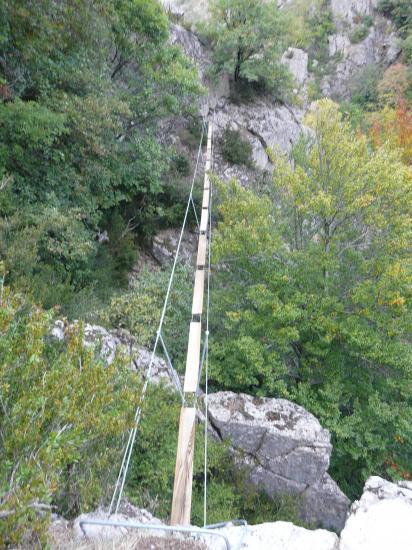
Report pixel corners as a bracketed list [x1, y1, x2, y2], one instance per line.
[221, 128, 254, 168]
[0, 284, 140, 547]
[349, 64, 382, 109]
[171, 152, 190, 176]
[349, 24, 370, 44]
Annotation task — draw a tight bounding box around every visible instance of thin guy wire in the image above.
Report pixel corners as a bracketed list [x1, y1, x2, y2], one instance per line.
[109, 120, 206, 515]
[191, 195, 200, 231]
[158, 333, 184, 401]
[203, 115, 214, 527]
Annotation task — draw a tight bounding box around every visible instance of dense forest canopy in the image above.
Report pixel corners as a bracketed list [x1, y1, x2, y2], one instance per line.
[0, 0, 202, 314]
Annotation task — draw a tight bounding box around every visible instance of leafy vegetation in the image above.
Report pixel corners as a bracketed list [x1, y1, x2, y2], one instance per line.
[1, 0, 412, 546]
[0, 278, 139, 547]
[101, 265, 193, 371]
[211, 100, 412, 499]
[204, 0, 292, 97]
[221, 128, 254, 168]
[378, 0, 412, 62]
[0, 0, 202, 314]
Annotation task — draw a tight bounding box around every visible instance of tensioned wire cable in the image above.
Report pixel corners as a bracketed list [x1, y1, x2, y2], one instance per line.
[109, 118, 208, 515]
[203, 110, 215, 527]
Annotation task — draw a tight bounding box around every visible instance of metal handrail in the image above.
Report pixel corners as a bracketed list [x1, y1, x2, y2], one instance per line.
[79, 518, 231, 550]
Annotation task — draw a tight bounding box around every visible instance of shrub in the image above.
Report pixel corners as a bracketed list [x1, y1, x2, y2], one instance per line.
[0, 284, 139, 547]
[171, 152, 190, 176]
[349, 64, 382, 109]
[349, 24, 370, 44]
[221, 128, 254, 168]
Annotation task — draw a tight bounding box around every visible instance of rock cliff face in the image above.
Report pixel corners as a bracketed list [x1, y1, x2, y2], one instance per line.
[207, 392, 350, 532]
[321, 0, 401, 98]
[168, 22, 305, 183]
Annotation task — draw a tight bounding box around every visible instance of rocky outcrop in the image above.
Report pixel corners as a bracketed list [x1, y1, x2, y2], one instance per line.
[152, 228, 198, 266]
[330, 0, 378, 20]
[281, 47, 309, 88]
[214, 99, 304, 175]
[51, 321, 180, 390]
[162, 0, 211, 25]
[340, 476, 412, 550]
[207, 392, 349, 532]
[168, 21, 305, 180]
[206, 521, 339, 550]
[321, 0, 401, 99]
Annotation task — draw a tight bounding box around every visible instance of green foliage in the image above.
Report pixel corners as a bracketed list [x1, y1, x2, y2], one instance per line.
[0, 284, 140, 547]
[0, 0, 202, 313]
[211, 100, 412, 498]
[378, 0, 412, 38]
[349, 24, 371, 44]
[378, 0, 412, 63]
[349, 64, 382, 109]
[221, 128, 254, 168]
[204, 0, 292, 97]
[101, 265, 193, 371]
[286, 1, 336, 68]
[171, 152, 191, 177]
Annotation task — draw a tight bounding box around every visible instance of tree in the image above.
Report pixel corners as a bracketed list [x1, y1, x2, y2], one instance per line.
[211, 99, 412, 497]
[205, 0, 291, 94]
[0, 0, 202, 313]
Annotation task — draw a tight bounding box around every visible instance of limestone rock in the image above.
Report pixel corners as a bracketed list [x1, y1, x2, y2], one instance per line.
[214, 99, 304, 174]
[301, 473, 350, 532]
[162, 0, 211, 25]
[330, 0, 378, 22]
[322, 1, 401, 99]
[50, 320, 65, 341]
[170, 23, 206, 72]
[340, 476, 412, 550]
[152, 228, 198, 266]
[205, 521, 339, 550]
[207, 392, 349, 532]
[50, 321, 180, 389]
[281, 47, 309, 87]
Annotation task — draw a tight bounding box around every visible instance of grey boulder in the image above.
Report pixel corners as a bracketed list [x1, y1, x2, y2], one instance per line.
[207, 392, 349, 532]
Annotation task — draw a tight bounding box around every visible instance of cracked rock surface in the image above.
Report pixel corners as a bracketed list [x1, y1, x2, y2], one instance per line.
[207, 391, 349, 532]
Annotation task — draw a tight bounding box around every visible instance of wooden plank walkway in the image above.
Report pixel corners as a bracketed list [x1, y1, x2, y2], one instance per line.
[170, 122, 213, 526]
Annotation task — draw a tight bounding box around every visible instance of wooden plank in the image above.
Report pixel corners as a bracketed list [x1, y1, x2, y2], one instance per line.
[171, 122, 213, 527]
[183, 321, 202, 393]
[196, 234, 207, 267]
[192, 269, 205, 316]
[202, 189, 210, 209]
[170, 407, 196, 525]
[200, 207, 208, 234]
